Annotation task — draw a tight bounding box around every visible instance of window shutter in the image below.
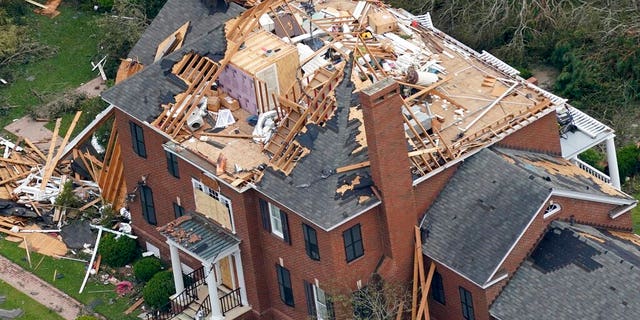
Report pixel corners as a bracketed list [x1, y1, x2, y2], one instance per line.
[281, 211, 291, 245]
[259, 199, 271, 231]
[129, 122, 138, 155]
[303, 280, 316, 316]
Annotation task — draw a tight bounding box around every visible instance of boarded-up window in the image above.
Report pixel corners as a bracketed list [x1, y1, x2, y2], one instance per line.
[192, 179, 234, 232]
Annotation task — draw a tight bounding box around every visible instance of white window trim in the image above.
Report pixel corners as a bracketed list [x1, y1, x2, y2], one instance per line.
[314, 284, 328, 320]
[269, 203, 284, 239]
[192, 179, 236, 233]
[543, 202, 562, 219]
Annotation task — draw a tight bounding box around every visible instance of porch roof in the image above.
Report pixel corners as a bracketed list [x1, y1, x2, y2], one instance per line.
[158, 213, 239, 262]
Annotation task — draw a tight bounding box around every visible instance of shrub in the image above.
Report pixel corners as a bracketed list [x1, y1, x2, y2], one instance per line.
[133, 256, 163, 283]
[98, 233, 138, 267]
[143, 271, 175, 309]
[617, 144, 640, 182]
[75, 316, 98, 320]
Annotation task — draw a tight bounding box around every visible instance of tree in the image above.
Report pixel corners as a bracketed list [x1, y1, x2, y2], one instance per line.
[96, 0, 149, 78]
[331, 274, 411, 320]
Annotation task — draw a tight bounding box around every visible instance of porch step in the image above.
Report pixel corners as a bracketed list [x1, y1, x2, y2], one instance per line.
[174, 313, 194, 320]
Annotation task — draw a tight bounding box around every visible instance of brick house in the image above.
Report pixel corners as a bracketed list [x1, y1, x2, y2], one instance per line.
[96, 0, 640, 319]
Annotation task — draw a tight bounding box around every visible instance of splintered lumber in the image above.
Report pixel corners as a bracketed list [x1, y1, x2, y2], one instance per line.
[39, 118, 61, 191]
[335, 161, 371, 173]
[23, 138, 47, 161]
[40, 111, 82, 192]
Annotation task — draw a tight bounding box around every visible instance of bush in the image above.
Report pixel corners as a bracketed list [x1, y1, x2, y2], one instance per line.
[143, 271, 175, 309]
[133, 256, 163, 283]
[75, 316, 98, 320]
[617, 145, 640, 182]
[98, 233, 138, 267]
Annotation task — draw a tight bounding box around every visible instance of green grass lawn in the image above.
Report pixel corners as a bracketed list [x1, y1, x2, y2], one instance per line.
[0, 239, 139, 320]
[0, 279, 65, 320]
[0, 5, 102, 129]
[632, 193, 640, 234]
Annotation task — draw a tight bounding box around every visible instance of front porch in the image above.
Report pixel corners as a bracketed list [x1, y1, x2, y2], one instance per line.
[557, 105, 621, 189]
[150, 214, 250, 320]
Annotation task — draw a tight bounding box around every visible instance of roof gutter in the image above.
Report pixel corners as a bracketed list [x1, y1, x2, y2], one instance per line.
[551, 188, 636, 206]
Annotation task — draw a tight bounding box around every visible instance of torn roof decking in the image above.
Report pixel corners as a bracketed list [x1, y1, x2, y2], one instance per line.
[128, 0, 245, 65]
[490, 221, 640, 320]
[103, 0, 586, 228]
[420, 147, 635, 286]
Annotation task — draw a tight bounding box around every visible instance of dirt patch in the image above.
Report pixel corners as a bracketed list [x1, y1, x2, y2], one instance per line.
[530, 65, 559, 91]
[75, 77, 107, 99]
[4, 117, 59, 153]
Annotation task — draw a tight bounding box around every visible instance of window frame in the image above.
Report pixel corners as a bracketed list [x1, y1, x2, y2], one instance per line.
[276, 265, 294, 307]
[129, 121, 146, 158]
[166, 151, 180, 178]
[343, 224, 364, 263]
[192, 179, 235, 232]
[543, 202, 562, 219]
[269, 203, 284, 239]
[303, 223, 320, 261]
[431, 271, 446, 305]
[459, 286, 475, 320]
[140, 185, 156, 225]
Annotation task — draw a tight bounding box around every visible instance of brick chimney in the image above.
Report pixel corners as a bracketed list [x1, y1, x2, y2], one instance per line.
[359, 78, 415, 281]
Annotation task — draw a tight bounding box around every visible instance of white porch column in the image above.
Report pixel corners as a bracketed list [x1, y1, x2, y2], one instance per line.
[169, 243, 184, 293]
[208, 262, 224, 320]
[606, 137, 621, 189]
[232, 251, 248, 306]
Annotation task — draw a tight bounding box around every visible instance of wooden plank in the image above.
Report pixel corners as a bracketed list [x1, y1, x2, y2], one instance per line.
[24, 0, 47, 9]
[416, 262, 435, 320]
[199, 132, 255, 139]
[40, 118, 61, 190]
[79, 198, 101, 211]
[0, 171, 29, 186]
[124, 298, 144, 315]
[0, 157, 38, 166]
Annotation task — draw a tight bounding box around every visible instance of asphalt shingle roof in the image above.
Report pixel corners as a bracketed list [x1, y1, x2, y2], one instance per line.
[102, 17, 238, 122]
[420, 148, 551, 286]
[490, 221, 640, 320]
[128, 0, 243, 66]
[257, 59, 379, 230]
[496, 148, 632, 201]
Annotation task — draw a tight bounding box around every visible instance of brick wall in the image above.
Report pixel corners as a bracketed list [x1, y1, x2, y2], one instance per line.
[426, 259, 491, 320]
[426, 192, 635, 320]
[497, 112, 562, 155]
[255, 193, 385, 320]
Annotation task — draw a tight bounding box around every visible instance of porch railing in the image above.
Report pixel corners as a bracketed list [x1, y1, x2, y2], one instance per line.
[220, 287, 242, 315]
[146, 266, 205, 320]
[195, 294, 211, 318]
[184, 265, 206, 288]
[574, 158, 611, 184]
[145, 285, 197, 320]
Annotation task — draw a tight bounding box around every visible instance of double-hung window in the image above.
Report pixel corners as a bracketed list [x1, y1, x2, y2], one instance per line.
[259, 199, 291, 244]
[431, 271, 445, 305]
[459, 287, 475, 320]
[304, 281, 334, 320]
[303, 223, 320, 260]
[343, 224, 364, 262]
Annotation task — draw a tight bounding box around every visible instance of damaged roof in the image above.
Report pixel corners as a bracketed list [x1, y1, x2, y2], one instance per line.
[420, 148, 550, 286]
[159, 213, 240, 262]
[128, 0, 244, 65]
[103, 0, 612, 229]
[495, 148, 633, 201]
[102, 22, 232, 123]
[490, 221, 640, 320]
[258, 59, 379, 230]
[420, 147, 636, 285]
